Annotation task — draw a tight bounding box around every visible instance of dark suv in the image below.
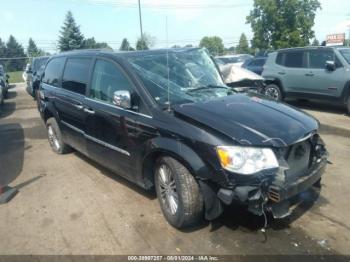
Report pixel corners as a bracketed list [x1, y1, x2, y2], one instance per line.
[26, 56, 50, 98]
[262, 47, 350, 113]
[39, 48, 328, 228]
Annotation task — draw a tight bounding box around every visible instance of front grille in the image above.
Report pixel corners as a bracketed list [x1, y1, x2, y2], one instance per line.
[284, 136, 317, 183]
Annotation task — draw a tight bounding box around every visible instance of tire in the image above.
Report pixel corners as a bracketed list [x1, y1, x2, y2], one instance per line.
[155, 156, 204, 228]
[46, 118, 72, 154]
[264, 84, 283, 101]
[346, 96, 350, 115]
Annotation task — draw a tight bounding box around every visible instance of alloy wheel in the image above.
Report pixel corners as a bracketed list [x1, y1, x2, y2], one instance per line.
[47, 125, 60, 151]
[157, 164, 179, 215]
[265, 87, 280, 100]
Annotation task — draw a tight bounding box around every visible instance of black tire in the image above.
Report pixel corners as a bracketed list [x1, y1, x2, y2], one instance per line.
[46, 118, 72, 154]
[264, 84, 283, 101]
[346, 96, 350, 115]
[155, 156, 204, 228]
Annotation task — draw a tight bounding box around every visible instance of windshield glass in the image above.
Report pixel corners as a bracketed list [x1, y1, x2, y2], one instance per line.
[33, 57, 49, 72]
[127, 48, 230, 107]
[339, 49, 350, 64]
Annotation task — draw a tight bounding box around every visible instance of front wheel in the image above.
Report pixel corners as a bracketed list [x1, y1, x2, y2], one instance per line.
[264, 84, 283, 101]
[346, 96, 350, 115]
[155, 157, 204, 229]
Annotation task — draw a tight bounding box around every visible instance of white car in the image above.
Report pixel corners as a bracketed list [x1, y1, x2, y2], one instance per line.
[215, 54, 253, 67]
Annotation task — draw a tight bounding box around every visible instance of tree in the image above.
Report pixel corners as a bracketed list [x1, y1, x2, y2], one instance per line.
[199, 36, 224, 55]
[120, 38, 131, 51]
[4, 35, 26, 72]
[83, 37, 112, 50]
[312, 38, 320, 46]
[58, 11, 84, 52]
[247, 0, 321, 50]
[0, 38, 6, 58]
[136, 34, 155, 50]
[27, 38, 45, 57]
[236, 33, 250, 54]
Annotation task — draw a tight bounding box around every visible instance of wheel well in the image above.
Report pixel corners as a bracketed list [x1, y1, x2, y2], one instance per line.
[43, 110, 54, 123]
[341, 81, 350, 103]
[142, 150, 196, 190]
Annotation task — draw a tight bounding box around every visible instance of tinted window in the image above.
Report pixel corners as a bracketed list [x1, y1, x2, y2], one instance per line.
[43, 57, 65, 87]
[276, 52, 285, 66]
[90, 59, 133, 104]
[309, 50, 335, 69]
[250, 59, 265, 66]
[339, 49, 350, 64]
[284, 51, 305, 68]
[62, 58, 91, 95]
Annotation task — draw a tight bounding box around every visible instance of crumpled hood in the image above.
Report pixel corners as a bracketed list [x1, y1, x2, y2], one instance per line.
[173, 94, 319, 147]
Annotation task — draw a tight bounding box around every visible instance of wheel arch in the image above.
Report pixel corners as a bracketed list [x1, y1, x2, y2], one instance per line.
[141, 138, 211, 190]
[264, 77, 285, 92]
[341, 80, 350, 104]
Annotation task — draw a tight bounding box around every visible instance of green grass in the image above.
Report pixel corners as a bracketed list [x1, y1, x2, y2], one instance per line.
[8, 71, 24, 84]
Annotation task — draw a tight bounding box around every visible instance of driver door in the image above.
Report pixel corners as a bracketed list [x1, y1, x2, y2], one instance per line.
[84, 58, 138, 178]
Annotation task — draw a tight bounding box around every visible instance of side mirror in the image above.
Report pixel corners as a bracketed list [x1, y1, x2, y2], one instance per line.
[325, 61, 335, 71]
[113, 90, 131, 109]
[6, 74, 9, 79]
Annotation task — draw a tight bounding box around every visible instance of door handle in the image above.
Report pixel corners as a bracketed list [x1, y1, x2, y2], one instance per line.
[278, 72, 286, 75]
[73, 104, 84, 110]
[83, 108, 95, 114]
[305, 73, 314, 76]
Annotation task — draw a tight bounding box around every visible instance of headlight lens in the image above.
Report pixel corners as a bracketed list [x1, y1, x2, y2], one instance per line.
[216, 146, 279, 175]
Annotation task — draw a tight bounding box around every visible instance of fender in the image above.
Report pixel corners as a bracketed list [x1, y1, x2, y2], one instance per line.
[140, 137, 224, 220]
[263, 76, 284, 91]
[140, 137, 212, 187]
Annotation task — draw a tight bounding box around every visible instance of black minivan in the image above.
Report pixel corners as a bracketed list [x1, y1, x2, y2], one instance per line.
[39, 48, 328, 228]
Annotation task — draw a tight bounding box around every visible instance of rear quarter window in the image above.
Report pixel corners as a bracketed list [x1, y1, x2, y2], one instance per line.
[42, 57, 66, 87]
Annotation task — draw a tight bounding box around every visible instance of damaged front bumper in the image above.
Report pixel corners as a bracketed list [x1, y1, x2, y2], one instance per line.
[201, 136, 328, 221]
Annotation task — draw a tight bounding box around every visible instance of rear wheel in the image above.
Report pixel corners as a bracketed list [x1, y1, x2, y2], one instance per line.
[46, 118, 72, 154]
[155, 156, 204, 228]
[264, 84, 283, 101]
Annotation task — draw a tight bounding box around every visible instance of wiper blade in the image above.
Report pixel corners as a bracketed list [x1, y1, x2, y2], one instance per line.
[186, 85, 228, 93]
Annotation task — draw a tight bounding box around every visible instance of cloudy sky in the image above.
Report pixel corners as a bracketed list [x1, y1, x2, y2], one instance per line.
[0, 0, 350, 53]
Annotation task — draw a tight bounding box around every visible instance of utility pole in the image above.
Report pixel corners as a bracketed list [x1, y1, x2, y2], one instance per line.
[138, 0, 143, 42]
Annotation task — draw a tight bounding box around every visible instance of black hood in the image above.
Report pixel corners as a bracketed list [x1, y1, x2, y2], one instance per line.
[173, 94, 319, 147]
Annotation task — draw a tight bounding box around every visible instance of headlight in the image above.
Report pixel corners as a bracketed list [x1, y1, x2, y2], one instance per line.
[216, 146, 279, 175]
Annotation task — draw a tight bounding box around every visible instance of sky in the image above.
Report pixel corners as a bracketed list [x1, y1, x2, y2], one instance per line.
[0, 0, 350, 54]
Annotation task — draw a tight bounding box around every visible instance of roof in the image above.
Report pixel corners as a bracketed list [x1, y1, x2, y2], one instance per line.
[277, 46, 350, 52]
[54, 47, 201, 59]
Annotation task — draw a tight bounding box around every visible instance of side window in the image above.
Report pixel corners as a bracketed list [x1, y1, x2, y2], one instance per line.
[284, 51, 305, 68]
[62, 58, 91, 95]
[309, 50, 335, 69]
[90, 59, 133, 104]
[276, 52, 285, 66]
[42, 57, 65, 87]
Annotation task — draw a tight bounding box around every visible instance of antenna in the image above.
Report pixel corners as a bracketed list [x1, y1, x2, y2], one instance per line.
[166, 16, 171, 111]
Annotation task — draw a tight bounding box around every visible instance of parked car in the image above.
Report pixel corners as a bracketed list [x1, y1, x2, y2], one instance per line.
[0, 65, 10, 98]
[26, 56, 50, 97]
[0, 83, 4, 107]
[39, 48, 328, 228]
[242, 57, 267, 75]
[219, 63, 265, 93]
[262, 46, 350, 114]
[215, 54, 253, 67]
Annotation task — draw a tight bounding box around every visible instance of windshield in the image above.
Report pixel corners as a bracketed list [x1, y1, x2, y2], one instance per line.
[339, 49, 350, 64]
[127, 48, 230, 107]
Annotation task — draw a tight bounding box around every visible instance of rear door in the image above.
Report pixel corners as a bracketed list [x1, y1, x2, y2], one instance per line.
[305, 49, 345, 97]
[54, 57, 92, 153]
[84, 58, 140, 179]
[279, 50, 309, 93]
